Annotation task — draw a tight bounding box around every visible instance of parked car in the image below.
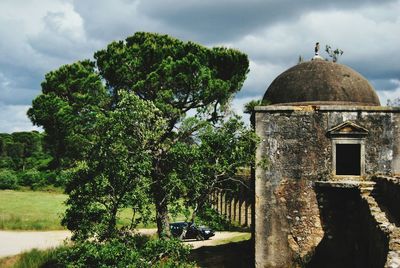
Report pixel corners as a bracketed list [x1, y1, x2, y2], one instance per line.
[170, 221, 215, 240]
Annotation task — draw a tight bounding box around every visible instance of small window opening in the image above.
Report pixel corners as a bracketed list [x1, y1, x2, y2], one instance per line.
[336, 144, 361, 175]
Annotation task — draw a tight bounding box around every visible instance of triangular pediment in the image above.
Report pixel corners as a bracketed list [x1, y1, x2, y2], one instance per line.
[327, 121, 368, 137]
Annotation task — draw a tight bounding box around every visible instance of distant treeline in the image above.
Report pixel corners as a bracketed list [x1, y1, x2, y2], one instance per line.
[0, 131, 49, 171]
[0, 131, 61, 190]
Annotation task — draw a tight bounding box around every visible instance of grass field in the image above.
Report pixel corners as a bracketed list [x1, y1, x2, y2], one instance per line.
[0, 247, 63, 268]
[0, 190, 67, 230]
[0, 190, 188, 230]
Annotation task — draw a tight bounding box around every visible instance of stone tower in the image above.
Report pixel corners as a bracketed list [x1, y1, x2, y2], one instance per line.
[254, 58, 400, 267]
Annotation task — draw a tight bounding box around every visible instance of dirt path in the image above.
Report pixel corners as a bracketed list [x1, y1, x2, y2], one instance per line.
[0, 230, 71, 258]
[0, 229, 249, 258]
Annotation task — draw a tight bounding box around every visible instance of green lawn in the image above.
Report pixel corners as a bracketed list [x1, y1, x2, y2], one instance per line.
[0, 190, 188, 230]
[0, 190, 67, 230]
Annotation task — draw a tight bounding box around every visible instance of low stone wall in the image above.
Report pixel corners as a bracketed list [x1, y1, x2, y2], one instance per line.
[371, 175, 400, 267]
[307, 182, 384, 267]
[306, 180, 400, 268]
[360, 186, 391, 268]
[373, 176, 400, 223]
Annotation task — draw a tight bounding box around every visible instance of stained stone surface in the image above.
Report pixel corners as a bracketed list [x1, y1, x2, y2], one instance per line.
[254, 105, 400, 267]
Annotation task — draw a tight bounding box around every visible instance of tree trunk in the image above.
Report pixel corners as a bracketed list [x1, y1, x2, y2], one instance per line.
[152, 162, 171, 238]
[155, 193, 170, 238]
[190, 204, 198, 223]
[190, 189, 210, 223]
[104, 204, 118, 240]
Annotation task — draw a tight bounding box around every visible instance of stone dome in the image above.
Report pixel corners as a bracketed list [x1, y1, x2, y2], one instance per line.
[262, 60, 380, 106]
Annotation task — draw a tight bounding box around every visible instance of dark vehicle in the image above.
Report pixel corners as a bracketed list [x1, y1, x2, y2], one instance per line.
[170, 222, 215, 240]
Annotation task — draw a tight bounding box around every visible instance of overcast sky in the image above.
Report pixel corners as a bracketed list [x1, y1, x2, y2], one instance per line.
[0, 0, 399, 133]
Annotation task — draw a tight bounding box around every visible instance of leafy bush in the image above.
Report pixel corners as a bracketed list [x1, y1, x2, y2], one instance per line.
[44, 170, 66, 188]
[15, 169, 67, 190]
[197, 205, 233, 231]
[1, 236, 193, 268]
[56, 239, 141, 267]
[54, 236, 194, 268]
[0, 169, 18, 189]
[140, 238, 193, 267]
[18, 169, 45, 189]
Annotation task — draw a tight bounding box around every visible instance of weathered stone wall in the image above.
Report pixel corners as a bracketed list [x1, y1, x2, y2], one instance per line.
[373, 176, 400, 223]
[254, 105, 400, 267]
[308, 183, 389, 268]
[361, 178, 400, 268]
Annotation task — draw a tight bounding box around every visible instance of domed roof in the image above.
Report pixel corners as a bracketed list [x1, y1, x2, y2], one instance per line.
[262, 60, 380, 106]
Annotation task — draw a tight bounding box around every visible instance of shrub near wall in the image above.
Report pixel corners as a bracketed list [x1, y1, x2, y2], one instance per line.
[54, 236, 194, 268]
[197, 205, 233, 231]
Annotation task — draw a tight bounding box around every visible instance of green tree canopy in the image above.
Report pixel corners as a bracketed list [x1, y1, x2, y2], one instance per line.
[166, 116, 257, 221]
[28, 60, 108, 168]
[29, 32, 251, 237]
[63, 92, 166, 240]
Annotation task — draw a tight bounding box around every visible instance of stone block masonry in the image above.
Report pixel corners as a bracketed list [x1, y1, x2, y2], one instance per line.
[309, 180, 394, 268]
[254, 105, 400, 267]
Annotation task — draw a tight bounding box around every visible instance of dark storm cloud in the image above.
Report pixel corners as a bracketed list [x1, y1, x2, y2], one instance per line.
[136, 0, 396, 43]
[0, 0, 399, 132]
[370, 79, 400, 92]
[348, 59, 400, 82]
[0, 64, 42, 105]
[72, 0, 163, 43]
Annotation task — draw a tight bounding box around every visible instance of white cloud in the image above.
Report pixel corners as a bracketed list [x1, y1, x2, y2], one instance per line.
[230, 96, 261, 118]
[0, 0, 399, 132]
[72, 0, 164, 42]
[231, 6, 400, 68]
[27, 4, 101, 65]
[0, 103, 41, 133]
[226, 3, 400, 112]
[137, 0, 396, 43]
[239, 60, 287, 98]
[43, 4, 84, 40]
[0, 0, 72, 68]
[377, 79, 400, 105]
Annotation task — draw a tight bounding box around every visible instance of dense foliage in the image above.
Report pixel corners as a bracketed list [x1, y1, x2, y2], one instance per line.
[94, 32, 250, 236]
[62, 92, 165, 240]
[53, 235, 193, 268]
[0, 131, 55, 189]
[4, 236, 193, 268]
[0, 169, 18, 189]
[28, 60, 108, 169]
[28, 32, 253, 239]
[0, 131, 50, 171]
[165, 116, 257, 222]
[196, 205, 235, 231]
